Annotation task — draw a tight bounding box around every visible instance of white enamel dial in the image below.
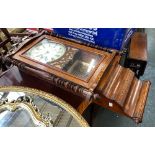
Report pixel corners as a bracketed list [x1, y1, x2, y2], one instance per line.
[25, 39, 66, 64]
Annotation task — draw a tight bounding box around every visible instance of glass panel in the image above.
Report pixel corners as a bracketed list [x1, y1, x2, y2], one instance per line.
[23, 38, 102, 80]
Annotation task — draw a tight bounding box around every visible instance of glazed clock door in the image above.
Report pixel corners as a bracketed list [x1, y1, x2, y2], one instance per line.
[12, 35, 116, 90]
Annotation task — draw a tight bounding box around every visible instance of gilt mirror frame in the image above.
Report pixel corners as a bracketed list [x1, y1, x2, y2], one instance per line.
[0, 86, 89, 127]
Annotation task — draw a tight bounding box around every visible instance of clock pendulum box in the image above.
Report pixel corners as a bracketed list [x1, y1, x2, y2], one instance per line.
[1, 32, 151, 123]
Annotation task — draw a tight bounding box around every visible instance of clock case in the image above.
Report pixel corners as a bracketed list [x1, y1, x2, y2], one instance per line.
[11, 34, 116, 92]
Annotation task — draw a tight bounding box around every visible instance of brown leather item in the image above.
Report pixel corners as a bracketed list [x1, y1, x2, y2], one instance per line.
[95, 55, 151, 123]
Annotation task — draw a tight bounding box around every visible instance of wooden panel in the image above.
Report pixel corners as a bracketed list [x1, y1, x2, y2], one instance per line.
[124, 78, 143, 116]
[129, 32, 148, 61]
[96, 54, 121, 93]
[97, 63, 135, 107]
[132, 81, 151, 123]
[94, 95, 124, 115]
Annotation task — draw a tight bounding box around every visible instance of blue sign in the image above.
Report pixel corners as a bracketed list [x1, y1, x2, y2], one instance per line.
[53, 28, 136, 50]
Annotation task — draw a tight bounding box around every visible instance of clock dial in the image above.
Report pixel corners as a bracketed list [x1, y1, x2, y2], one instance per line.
[24, 39, 66, 64]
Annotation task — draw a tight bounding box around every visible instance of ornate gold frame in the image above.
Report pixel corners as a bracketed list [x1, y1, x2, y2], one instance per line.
[0, 97, 53, 127]
[0, 86, 89, 127]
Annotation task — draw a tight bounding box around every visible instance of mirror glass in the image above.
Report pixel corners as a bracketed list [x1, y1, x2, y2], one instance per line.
[0, 88, 88, 127]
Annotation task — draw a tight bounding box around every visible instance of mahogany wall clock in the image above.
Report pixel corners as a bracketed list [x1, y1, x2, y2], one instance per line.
[12, 35, 116, 91]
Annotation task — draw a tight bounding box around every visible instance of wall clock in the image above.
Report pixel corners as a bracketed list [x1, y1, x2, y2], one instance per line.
[12, 35, 116, 91]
